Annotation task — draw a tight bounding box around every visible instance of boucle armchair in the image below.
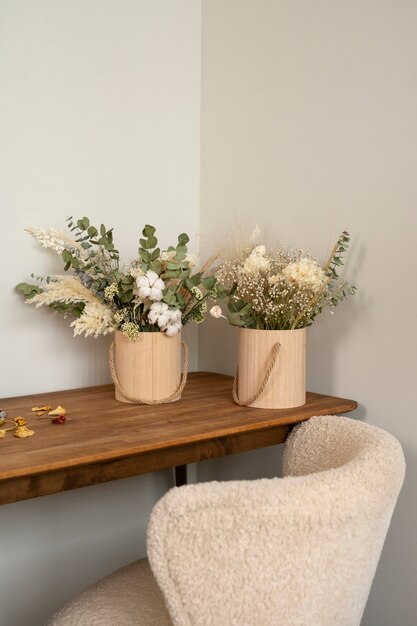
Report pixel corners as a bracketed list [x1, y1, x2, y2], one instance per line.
[47, 415, 405, 626]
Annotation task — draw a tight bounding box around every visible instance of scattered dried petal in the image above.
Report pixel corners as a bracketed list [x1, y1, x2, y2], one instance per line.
[52, 416, 66, 424]
[0, 430, 6, 438]
[48, 405, 67, 416]
[14, 425, 35, 438]
[15, 417, 27, 426]
[36, 411, 45, 417]
[32, 406, 52, 412]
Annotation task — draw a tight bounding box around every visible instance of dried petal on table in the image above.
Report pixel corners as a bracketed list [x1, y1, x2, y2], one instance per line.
[15, 417, 27, 426]
[52, 416, 66, 424]
[0, 430, 6, 439]
[31, 406, 52, 412]
[36, 412, 45, 416]
[14, 426, 35, 438]
[48, 406, 67, 416]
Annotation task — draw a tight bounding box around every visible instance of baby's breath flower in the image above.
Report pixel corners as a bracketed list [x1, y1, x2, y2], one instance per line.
[216, 234, 355, 330]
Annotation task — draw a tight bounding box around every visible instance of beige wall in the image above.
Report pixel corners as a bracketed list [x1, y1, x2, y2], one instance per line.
[0, 1, 201, 624]
[199, 1, 417, 625]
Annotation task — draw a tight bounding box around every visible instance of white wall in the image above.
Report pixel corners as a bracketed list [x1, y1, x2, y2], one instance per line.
[199, 1, 417, 625]
[0, 1, 201, 624]
[1, 1, 416, 624]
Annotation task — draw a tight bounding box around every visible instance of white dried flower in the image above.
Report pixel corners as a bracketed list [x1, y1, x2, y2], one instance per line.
[283, 257, 326, 290]
[130, 266, 145, 280]
[186, 254, 198, 268]
[210, 305, 225, 319]
[136, 270, 165, 301]
[70, 303, 115, 338]
[161, 250, 198, 268]
[249, 225, 261, 242]
[28, 276, 101, 308]
[26, 227, 83, 255]
[241, 245, 270, 275]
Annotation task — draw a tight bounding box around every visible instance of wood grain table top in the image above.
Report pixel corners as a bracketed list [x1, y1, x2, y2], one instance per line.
[0, 372, 357, 504]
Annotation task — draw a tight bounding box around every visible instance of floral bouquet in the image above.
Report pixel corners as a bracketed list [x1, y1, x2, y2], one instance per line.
[17, 217, 217, 340]
[213, 230, 356, 330]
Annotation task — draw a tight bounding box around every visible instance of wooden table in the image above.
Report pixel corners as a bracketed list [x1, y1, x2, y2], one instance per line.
[0, 372, 357, 505]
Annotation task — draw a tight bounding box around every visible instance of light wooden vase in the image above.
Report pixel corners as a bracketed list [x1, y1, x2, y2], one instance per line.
[113, 330, 181, 404]
[237, 328, 306, 409]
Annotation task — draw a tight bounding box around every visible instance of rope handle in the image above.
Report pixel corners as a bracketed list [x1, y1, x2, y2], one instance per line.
[109, 339, 189, 404]
[232, 341, 281, 406]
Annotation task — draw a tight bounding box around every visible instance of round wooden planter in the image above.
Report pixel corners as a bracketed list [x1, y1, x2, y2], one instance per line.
[112, 330, 182, 404]
[235, 328, 306, 409]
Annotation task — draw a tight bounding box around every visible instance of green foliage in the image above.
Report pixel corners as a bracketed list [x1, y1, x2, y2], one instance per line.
[16, 283, 42, 298]
[18, 217, 218, 336]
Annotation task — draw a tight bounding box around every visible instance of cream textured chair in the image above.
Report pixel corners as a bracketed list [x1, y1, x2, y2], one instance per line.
[46, 415, 405, 626]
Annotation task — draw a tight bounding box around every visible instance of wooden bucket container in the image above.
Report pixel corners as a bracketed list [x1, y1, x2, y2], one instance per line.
[236, 328, 306, 409]
[113, 330, 182, 404]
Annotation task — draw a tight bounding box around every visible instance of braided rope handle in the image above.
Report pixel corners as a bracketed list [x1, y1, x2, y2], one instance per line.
[232, 341, 281, 406]
[109, 339, 189, 405]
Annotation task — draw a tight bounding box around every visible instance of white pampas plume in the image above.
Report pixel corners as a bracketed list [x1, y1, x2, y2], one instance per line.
[27, 276, 102, 308]
[26, 227, 84, 255]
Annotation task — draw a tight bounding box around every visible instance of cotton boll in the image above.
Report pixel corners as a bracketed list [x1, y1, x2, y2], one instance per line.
[149, 287, 163, 301]
[146, 270, 159, 283]
[157, 312, 171, 330]
[148, 302, 169, 326]
[148, 308, 160, 325]
[153, 277, 165, 291]
[136, 276, 149, 289]
[169, 309, 182, 323]
[165, 322, 181, 337]
[138, 285, 151, 299]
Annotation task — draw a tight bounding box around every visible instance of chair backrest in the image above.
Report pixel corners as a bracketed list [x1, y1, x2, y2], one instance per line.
[147, 415, 405, 626]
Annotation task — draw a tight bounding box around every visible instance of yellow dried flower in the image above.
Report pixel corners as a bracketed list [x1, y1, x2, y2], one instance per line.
[121, 322, 141, 341]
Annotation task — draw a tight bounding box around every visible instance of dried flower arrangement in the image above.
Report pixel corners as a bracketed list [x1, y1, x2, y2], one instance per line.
[213, 230, 356, 329]
[17, 217, 217, 339]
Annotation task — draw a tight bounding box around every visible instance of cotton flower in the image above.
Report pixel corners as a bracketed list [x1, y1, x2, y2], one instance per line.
[283, 257, 326, 290]
[148, 302, 182, 335]
[241, 245, 270, 275]
[165, 321, 182, 336]
[148, 302, 170, 328]
[136, 270, 165, 301]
